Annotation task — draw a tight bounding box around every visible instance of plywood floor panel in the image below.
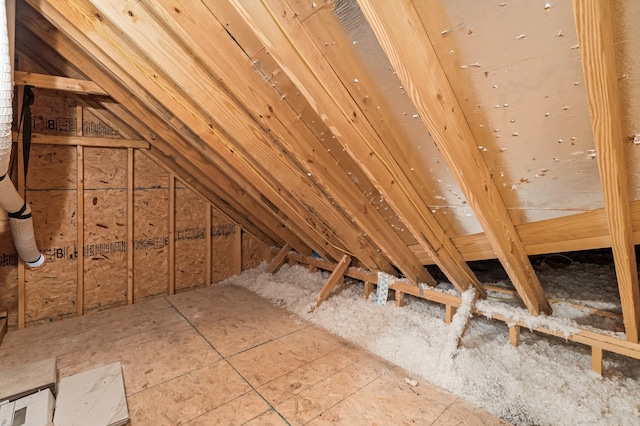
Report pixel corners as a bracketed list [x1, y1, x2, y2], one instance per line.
[0, 284, 507, 425]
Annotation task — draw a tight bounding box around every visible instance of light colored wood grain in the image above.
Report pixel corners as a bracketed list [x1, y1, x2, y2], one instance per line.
[445, 305, 455, 325]
[12, 132, 149, 149]
[265, 244, 292, 274]
[356, 0, 548, 314]
[127, 148, 134, 305]
[64, 0, 363, 267]
[17, 86, 25, 329]
[573, 0, 640, 343]
[76, 115, 84, 316]
[229, 0, 481, 291]
[205, 204, 212, 287]
[316, 255, 352, 306]
[364, 281, 373, 300]
[509, 325, 521, 347]
[235, 225, 242, 276]
[592, 346, 603, 375]
[168, 174, 175, 295]
[19, 2, 311, 258]
[14, 70, 108, 95]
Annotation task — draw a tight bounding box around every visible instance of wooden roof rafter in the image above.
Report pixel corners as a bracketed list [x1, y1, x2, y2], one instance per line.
[228, 0, 486, 296]
[356, 0, 551, 315]
[573, 0, 640, 343]
[23, 0, 360, 262]
[143, 0, 437, 285]
[31, 0, 419, 272]
[18, 5, 309, 254]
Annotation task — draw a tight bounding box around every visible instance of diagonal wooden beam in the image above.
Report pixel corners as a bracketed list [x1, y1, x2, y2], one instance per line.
[14, 70, 108, 95]
[356, 0, 549, 314]
[265, 243, 292, 274]
[573, 0, 640, 343]
[146, 0, 432, 285]
[229, 0, 484, 296]
[20, 2, 324, 259]
[315, 254, 352, 306]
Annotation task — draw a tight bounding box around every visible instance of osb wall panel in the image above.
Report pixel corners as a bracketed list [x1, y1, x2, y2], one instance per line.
[175, 182, 206, 291]
[26, 192, 77, 323]
[26, 150, 78, 323]
[212, 207, 237, 282]
[242, 232, 271, 271]
[82, 109, 122, 139]
[0, 211, 18, 326]
[83, 148, 127, 310]
[133, 150, 169, 300]
[26, 88, 77, 135]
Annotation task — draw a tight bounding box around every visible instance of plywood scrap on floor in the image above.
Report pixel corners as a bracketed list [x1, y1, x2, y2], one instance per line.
[315, 254, 352, 306]
[265, 244, 292, 274]
[0, 357, 57, 402]
[54, 362, 129, 426]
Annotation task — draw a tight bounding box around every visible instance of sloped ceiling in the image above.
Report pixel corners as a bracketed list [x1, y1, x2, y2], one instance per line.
[15, 0, 640, 333]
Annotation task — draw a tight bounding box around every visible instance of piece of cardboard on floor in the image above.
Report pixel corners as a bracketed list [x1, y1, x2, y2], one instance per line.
[0, 358, 57, 403]
[53, 362, 128, 426]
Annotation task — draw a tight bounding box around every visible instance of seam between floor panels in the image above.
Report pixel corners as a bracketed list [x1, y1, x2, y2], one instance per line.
[165, 296, 293, 426]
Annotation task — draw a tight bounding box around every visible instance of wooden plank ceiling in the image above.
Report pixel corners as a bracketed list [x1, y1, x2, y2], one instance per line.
[17, 0, 640, 332]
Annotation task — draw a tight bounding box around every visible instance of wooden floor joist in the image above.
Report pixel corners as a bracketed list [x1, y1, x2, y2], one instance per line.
[573, 0, 640, 343]
[316, 255, 352, 307]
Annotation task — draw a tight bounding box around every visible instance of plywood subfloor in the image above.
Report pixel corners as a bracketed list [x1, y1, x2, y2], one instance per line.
[0, 284, 508, 425]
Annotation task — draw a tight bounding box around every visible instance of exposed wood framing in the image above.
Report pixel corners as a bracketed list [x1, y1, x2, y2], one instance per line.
[205, 204, 212, 287]
[592, 346, 603, 375]
[18, 5, 308, 257]
[356, 0, 549, 315]
[288, 253, 640, 373]
[39, 0, 387, 268]
[76, 105, 84, 316]
[11, 132, 149, 149]
[14, 70, 108, 95]
[364, 281, 374, 300]
[168, 173, 175, 295]
[445, 305, 456, 325]
[126, 147, 134, 305]
[17, 86, 25, 329]
[509, 325, 521, 347]
[229, 0, 480, 292]
[235, 225, 242, 276]
[573, 0, 640, 343]
[150, 0, 425, 281]
[316, 254, 352, 306]
[265, 244, 292, 274]
[0, 311, 7, 345]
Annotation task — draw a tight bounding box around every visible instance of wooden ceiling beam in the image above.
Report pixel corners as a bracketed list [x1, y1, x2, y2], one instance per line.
[22, 1, 335, 260]
[146, 0, 436, 283]
[14, 70, 108, 95]
[356, 0, 550, 314]
[229, 0, 483, 294]
[82, 0, 399, 271]
[573, 0, 640, 342]
[18, 6, 308, 254]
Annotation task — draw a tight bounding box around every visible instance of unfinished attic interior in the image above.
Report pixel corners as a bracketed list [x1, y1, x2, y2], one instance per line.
[2, 0, 640, 423]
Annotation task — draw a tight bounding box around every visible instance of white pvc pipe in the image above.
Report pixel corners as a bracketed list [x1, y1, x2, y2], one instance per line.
[0, 0, 43, 269]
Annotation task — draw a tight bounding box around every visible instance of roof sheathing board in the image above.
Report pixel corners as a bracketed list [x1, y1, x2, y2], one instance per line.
[414, 0, 605, 225]
[330, 0, 481, 236]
